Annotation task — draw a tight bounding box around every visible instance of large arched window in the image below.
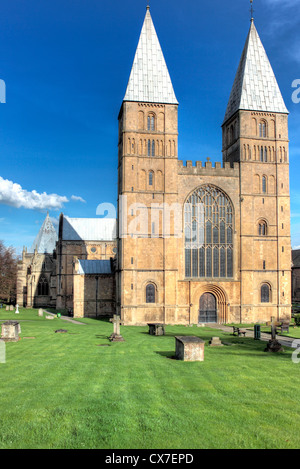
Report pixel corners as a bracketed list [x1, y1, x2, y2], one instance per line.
[37, 275, 49, 296]
[184, 185, 234, 278]
[146, 284, 156, 303]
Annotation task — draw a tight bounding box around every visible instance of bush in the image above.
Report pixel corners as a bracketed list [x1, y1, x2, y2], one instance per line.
[294, 314, 300, 327]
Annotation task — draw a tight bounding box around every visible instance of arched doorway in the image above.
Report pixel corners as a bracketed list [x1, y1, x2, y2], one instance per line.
[199, 292, 217, 323]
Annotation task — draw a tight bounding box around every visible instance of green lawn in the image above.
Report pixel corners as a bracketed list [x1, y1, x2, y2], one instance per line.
[1, 308, 300, 449]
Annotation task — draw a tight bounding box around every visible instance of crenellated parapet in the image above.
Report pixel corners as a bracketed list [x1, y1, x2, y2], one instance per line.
[178, 159, 239, 177]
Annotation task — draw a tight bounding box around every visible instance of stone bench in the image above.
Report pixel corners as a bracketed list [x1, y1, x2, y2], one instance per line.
[175, 336, 205, 362]
[232, 326, 247, 337]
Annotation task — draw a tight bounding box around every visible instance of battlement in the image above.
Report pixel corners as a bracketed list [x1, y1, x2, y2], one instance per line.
[178, 160, 239, 177]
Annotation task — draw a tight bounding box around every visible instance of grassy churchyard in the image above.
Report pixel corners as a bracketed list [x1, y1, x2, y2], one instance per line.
[1, 308, 300, 449]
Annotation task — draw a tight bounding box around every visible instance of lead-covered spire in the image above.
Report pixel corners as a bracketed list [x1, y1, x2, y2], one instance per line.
[223, 20, 288, 124]
[123, 7, 178, 105]
[30, 213, 58, 254]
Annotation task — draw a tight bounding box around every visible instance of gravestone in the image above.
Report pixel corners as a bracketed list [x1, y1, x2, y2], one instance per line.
[15, 304, 19, 314]
[109, 314, 124, 342]
[209, 336, 224, 347]
[9, 305, 14, 311]
[148, 323, 165, 336]
[5, 306, 9, 311]
[1, 321, 20, 342]
[45, 315, 54, 320]
[175, 336, 205, 362]
[38, 309, 43, 317]
[264, 316, 284, 353]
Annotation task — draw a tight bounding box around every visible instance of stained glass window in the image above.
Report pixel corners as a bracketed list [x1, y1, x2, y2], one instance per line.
[184, 185, 234, 278]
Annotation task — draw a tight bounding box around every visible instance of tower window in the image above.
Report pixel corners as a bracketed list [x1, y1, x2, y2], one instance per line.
[149, 171, 153, 186]
[258, 220, 267, 236]
[147, 115, 155, 132]
[261, 284, 270, 303]
[148, 139, 155, 157]
[146, 283, 155, 303]
[152, 140, 155, 156]
[260, 147, 264, 162]
[262, 176, 267, 194]
[259, 122, 267, 138]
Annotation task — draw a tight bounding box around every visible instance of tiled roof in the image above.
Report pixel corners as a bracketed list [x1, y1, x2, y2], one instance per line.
[123, 7, 178, 105]
[30, 213, 58, 254]
[62, 217, 116, 241]
[223, 20, 288, 124]
[77, 259, 112, 275]
[292, 250, 300, 268]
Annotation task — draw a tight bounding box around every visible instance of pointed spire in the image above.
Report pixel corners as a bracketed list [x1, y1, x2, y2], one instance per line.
[30, 213, 58, 254]
[223, 20, 288, 124]
[123, 7, 178, 105]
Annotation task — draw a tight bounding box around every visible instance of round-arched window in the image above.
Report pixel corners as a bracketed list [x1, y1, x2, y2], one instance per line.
[184, 185, 234, 278]
[146, 284, 156, 303]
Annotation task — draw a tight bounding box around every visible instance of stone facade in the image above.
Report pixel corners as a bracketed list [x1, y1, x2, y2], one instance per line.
[17, 248, 57, 308]
[115, 9, 292, 326]
[73, 258, 116, 318]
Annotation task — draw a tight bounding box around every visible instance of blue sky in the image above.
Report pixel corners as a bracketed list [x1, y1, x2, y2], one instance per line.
[0, 0, 299, 253]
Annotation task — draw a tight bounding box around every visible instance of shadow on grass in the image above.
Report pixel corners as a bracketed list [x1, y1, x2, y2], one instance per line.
[155, 351, 177, 360]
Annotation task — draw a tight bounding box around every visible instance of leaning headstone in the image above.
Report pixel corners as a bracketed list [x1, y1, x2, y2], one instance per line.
[175, 336, 205, 362]
[109, 314, 124, 342]
[1, 321, 20, 342]
[45, 315, 54, 320]
[38, 309, 44, 317]
[209, 337, 224, 347]
[15, 304, 19, 314]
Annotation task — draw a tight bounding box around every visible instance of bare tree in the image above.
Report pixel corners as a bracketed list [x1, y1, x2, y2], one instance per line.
[0, 241, 18, 304]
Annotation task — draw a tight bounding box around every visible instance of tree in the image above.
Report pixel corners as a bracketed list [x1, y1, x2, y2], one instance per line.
[0, 241, 18, 304]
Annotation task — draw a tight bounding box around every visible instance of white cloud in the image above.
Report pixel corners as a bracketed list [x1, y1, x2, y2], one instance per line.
[71, 195, 86, 203]
[0, 176, 68, 210]
[49, 216, 59, 227]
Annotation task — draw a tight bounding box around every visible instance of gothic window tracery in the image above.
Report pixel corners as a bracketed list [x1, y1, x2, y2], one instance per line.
[37, 275, 49, 296]
[184, 185, 234, 279]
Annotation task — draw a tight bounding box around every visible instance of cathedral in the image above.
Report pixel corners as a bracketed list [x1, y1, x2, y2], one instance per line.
[17, 7, 292, 325]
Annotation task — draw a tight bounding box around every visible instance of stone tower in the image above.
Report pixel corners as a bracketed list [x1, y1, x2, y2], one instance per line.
[222, 19, 291, 321]
[117, 6, 179, 324]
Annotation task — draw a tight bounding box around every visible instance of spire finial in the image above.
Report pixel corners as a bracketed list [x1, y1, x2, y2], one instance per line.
[250, 0, 254, 22]
[146, 4, 150, 11]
